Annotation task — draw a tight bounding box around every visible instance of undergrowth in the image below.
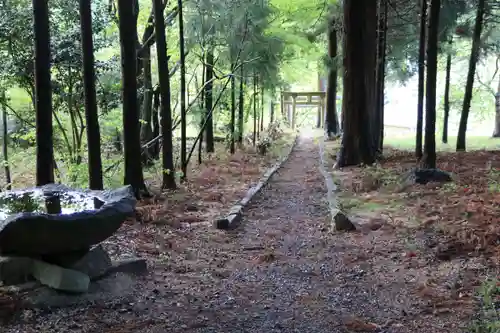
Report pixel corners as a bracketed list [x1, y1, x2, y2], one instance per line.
[471, 279, 500, 333]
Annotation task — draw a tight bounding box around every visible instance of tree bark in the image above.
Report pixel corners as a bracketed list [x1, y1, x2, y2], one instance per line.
[178, 0, 187, 179]
[205, 49, 215, 152]
[151, 89, 160, 159]
[140, 46, 154, 166]
[337, 0, 377, 167]
[456, 0, 486, 151]
[493, 77, 500, 137]
[1, 92, 11, 190]
[33, 0, 54, 186]
[325, 19, 339, 138]
[416, 0, 427, 160]
[80, 0, 103, 190]
[117, 0, 148, 198]
[260, 86, 264, 132]
[374, 0, 387, 154]
[422, 0, 440, 169]
[270, 98, 275, 124]
[153, 0, 176, 190]
[253, 74, 257, 146]
[230, 62, 236, 154]
[237, 65, 244, 143]
[442, 38, 452, 144]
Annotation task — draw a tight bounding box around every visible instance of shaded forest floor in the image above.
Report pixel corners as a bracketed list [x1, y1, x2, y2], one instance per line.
[324, 138, 500, 331]
[3, 133, 499, 332]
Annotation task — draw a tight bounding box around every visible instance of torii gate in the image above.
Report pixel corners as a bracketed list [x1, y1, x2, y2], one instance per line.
[280, 91, 326, 129]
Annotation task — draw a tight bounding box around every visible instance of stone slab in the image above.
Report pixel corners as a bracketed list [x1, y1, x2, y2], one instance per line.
[32, 260, 90, 293]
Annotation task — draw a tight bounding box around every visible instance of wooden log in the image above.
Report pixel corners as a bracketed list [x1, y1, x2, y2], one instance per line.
[318, 138, 356, 231]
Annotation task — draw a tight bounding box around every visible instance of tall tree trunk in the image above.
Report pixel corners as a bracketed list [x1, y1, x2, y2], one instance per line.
[260, 86, 264, 132]
[178, 0, 187, 179]
[493, 77, 500, 137]
[252, 74, 257, 146]
[316, 105, 322, 128]
[270, 98, 275, 124]
[325, 19, 339, 138]
[375, 0, 387, 153]
[456, 0, 486, 151]
[237, 65, 244, 143]
[337, 0, 377, 167]
[1, 92, 11, 190]
[230, 62, 236, 154]
[33, 0, 54, 186]
[140, 46, 154, 166]
[416, 0, 427, 160]
[151, 89, 160, 159]
[205, 49, 215, 152]
[117, 0, 147, 197]
[442, 38, 452, 144]
[197, 54, 205, 165]
[80, 0, 103, 190]
[154, 0, 176, 190]
[422, 0, 440, 169]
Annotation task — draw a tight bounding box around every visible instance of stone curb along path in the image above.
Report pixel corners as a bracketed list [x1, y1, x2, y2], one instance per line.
[214, 135, 300, 230]
[318, 137, 356, 231]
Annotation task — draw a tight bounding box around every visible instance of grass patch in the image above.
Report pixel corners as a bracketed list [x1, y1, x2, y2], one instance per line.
[384, 135, 500, 152]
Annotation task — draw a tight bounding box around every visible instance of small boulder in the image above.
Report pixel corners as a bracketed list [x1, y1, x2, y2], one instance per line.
[32, 260, 90, 293]
[70, 245, 112, 280]
[333, 210, 356, 231]
[408, 168, 453, 185]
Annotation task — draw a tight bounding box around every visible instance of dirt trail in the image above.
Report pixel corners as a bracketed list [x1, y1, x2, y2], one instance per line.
[5, 136, 474, 332]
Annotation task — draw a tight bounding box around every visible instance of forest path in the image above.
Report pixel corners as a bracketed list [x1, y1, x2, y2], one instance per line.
[145, 136, 468, 333]
[5, 136, 470, 333]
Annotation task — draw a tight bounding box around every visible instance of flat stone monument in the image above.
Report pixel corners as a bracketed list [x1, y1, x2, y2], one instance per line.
[0, 185, 147, 300]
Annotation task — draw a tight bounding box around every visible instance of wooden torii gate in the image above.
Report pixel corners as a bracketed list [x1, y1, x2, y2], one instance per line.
[280, 91, 326, 129]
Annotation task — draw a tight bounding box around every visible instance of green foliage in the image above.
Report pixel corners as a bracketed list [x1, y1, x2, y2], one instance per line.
[470, 279, 500, 333]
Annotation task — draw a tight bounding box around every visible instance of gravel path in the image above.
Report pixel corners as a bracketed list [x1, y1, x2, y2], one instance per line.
[4, 136, 472, 332]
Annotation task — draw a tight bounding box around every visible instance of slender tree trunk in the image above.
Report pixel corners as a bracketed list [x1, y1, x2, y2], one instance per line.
[270, 100, 275, 124]
[205, 49, 215, 152]
[422, 0, 440, 169]
[416, 0, 427, 160]
[230, 63, 236, 154]
[151, 89, 160, 159]
[140, 47, 154, 166]
[33, 0, 54, 186]
[375, 0, 387, 153]
[456, 0, 486, 151]
[117, 0, 148, 197]
[237, 65, 244, 143]
[260, 86, 264, 132]
[197, 54, 205, 165]
[154, 0, 176, 190]
[80, 0, 103, 190]
[493, 77, 500, 137]
[337, 0, 377, 167]
[252, 74, 257, 146]
[178, 0, 187, 178]
[442, 38, 452, 144]
[325, 19, 339, 138]
[1, 92, 11, 190]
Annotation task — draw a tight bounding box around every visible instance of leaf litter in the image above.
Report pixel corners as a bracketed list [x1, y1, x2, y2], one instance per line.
[3, 137, 497, 333]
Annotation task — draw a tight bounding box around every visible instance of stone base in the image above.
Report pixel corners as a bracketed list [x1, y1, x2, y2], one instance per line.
[21, 272, 138, 309]
[0, 245, 147, 294]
